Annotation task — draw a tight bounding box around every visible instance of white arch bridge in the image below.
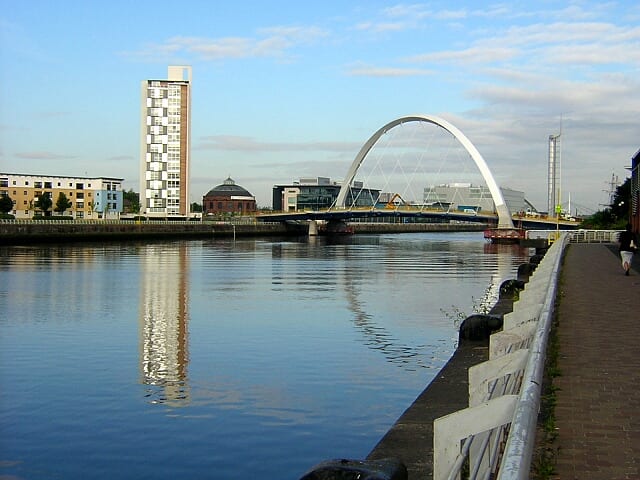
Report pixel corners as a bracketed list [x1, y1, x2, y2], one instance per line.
[334, 114, 513, 229]
[259, 115, 559, 230]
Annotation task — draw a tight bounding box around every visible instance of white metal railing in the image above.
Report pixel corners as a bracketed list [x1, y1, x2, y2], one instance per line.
[433, 233, 570, 480]
[526, 229, 621, 243]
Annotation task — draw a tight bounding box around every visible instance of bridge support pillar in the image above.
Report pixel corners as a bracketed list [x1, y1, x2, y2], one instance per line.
[308, 220, 319, 236]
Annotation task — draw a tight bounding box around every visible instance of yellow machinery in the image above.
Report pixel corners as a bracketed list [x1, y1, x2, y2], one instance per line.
[385, 193, 406, 209]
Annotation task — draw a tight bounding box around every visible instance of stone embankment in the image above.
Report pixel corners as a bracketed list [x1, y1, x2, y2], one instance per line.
[0, 221, 485, 245]
[0, 221, 304, 244]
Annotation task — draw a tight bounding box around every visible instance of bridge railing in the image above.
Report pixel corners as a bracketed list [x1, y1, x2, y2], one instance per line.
[433, 233, 570, 480]
[526, 229, 621, 243]
[0, 218, 263, 226]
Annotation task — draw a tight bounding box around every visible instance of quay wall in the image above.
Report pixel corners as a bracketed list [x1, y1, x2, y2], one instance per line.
[365, 248, 540, 479]
[0, 221, 303, 244]
[0, 221, 485, 245]
[350, 222, 485, 234]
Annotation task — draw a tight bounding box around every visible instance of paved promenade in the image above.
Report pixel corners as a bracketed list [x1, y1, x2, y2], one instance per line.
[553, 243, 640, 479]
[365, 242, 639, 480]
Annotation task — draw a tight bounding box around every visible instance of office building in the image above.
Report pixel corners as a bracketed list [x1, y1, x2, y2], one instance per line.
[423, 183, 527, 214]
[140, 66, 192, 218]
[272, 177, 380, 211]
[0, 173, 123, 219]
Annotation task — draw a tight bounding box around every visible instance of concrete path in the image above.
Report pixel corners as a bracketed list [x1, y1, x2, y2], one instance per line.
[552, 243, 640, 479]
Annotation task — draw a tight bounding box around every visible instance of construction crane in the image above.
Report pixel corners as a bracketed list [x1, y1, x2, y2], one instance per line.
[385, 193, 406, 209]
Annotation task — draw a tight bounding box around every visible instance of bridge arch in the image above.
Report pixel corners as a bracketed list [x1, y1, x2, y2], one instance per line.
[334, 114, 514, 229]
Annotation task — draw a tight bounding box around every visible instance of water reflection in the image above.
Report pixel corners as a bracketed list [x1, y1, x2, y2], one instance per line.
[139, 243, 190, 406]
[135, 236, 529, 403]
[266, 234, 517, 373]
[0, 234, 533, 480]
[343, 276, 433, 371]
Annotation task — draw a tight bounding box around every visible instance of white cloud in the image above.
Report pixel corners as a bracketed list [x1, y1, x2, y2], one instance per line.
[257, 25, 329, 43]
[382, 4, 431, 19]
[16, 151, 76, 160]
[346, 65, 433, 77]
[125, 25, 329, 62]
[545, 42, 640, 65]
[406, 46, 518, 64]
[354, 21, 409, 33]
[496, 21, 640, 49]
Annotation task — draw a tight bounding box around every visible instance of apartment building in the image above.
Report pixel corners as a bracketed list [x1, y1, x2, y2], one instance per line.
[0, 173, 123, 219]
[140, 66, 192, 218]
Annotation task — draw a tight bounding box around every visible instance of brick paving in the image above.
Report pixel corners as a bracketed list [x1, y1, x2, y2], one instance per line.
[552, 243, 640, 479]
[364, 242, 640, 480]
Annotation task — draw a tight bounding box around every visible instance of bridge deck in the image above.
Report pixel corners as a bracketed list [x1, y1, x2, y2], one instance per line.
[257, 209, 581, 229]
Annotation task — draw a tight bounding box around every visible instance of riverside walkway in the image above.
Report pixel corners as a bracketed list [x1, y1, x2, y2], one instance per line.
[552, 243, 640, 479]
[365, 241, 639, 479]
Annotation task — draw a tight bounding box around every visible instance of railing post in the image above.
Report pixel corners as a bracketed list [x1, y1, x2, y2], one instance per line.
[433, 395, 518, 480]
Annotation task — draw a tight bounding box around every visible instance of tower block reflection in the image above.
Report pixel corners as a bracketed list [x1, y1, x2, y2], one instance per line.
[139, 243, 190, 405]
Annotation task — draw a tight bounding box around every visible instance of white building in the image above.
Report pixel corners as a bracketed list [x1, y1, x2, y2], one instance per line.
[423, 183, 527, 215]
[140, 66, 192, 218]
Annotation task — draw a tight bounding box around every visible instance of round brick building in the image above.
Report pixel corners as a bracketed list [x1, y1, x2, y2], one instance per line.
[202, 177, 256, 216]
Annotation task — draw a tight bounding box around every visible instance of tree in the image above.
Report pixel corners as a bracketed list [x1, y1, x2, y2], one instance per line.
[0, 194, 13, 214]
[610, 178, 631, 224]
[581, 208, 615, 229]
[190, 202, 203, 213]
[582, 177, 631, 229]
[54, 192, 72, 215]
[35, 193, 52, 215]
[123, 189, 140, 214]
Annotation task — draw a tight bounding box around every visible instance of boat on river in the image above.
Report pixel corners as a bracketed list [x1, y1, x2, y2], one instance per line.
[484, 228, 526, 244]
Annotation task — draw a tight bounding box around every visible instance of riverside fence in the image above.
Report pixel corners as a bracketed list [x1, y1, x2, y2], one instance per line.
[526, 229, 621, 244]
[433, 232, 570, 480]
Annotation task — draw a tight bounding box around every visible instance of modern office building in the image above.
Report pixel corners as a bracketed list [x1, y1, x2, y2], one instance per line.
[272, 177, 381, 211]
[140, 66, 192, 218]
[0, 172, 123, 219]
[423, 183, 527, 215]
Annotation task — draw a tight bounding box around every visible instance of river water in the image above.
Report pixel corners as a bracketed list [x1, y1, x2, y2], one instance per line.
[0, 232, 531, 479]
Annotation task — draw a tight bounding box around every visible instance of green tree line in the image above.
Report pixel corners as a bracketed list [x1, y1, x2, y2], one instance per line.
[581, 177, 633, 229]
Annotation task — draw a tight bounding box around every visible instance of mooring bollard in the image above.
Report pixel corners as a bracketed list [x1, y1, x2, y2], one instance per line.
[299, 458, 408, 480]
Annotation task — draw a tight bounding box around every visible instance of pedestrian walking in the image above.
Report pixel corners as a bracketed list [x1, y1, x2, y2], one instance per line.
[618, 223, 638, 276]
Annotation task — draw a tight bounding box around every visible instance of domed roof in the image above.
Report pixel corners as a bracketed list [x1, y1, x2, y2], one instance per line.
[205, 177, 253, 197]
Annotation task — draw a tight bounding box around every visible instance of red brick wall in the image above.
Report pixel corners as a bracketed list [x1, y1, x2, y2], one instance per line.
[202, 195, 256, 215]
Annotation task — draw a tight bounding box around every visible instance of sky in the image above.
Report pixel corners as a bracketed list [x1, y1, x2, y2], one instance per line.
[1, 0, 639, 214]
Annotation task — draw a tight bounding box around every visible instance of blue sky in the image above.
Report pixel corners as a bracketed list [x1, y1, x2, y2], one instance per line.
[1, 1, 639, 212]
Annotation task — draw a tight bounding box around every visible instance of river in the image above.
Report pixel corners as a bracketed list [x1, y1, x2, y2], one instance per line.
[0, 232, 532, 479]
